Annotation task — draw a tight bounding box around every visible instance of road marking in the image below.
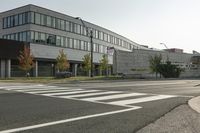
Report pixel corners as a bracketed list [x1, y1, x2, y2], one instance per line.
[81, 92, 147, 101]
[4, 85, 52, 90]
[27, 89, 83, 94]
[0, 106, 141, 133]
[16, 88, 72, 92]
[42, 90, 102, 96]
[109, 95, 176, 105]
[59, 91, 121, 98]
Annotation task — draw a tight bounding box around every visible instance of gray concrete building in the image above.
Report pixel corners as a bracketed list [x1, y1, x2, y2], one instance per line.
[113, 49, 200, 78]
[0, 4, 149, 78]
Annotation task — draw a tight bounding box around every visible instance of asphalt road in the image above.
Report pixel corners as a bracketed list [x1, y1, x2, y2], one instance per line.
[0, 79, 199, 133]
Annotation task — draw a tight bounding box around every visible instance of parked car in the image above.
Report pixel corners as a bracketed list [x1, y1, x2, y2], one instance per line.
[55, 71, 72, 78]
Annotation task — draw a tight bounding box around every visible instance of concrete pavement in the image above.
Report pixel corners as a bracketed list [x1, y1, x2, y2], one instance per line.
[137, 96, 200, 133]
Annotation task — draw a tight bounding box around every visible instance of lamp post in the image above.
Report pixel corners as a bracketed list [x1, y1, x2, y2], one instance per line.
[160, 43, 169, 61]
[160, 43, 168, 49]
[75, 17, 93, 77]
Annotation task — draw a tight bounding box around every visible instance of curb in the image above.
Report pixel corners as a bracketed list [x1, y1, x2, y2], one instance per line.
[188, 96, 200, 113]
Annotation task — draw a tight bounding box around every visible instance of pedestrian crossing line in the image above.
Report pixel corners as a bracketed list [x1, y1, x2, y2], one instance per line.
[5, 85, 58, 90]
[1, 85, 180, 108]
[19, 88, 82, 93]
[27, 89, 83, 94]
[42, 90, 102, 96]
[81, 92, 147, 101]
[59, 91, 122, 98]
[10, 87, 71, 91]
[108, 95, 176, 106]
[15, 88, 73, 92]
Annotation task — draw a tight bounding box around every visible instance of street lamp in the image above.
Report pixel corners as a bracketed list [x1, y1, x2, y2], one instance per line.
[160, 43, 168, 49]
[75, 17, 93, 77]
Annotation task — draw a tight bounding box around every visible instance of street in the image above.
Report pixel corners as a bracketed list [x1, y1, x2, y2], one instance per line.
[0, 80, 199, 133]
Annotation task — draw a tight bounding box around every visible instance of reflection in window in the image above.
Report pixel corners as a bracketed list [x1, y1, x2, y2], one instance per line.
[46, 34, 56, 45]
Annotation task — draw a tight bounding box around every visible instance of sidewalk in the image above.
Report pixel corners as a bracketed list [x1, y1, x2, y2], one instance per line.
[137, 96, 200, 133]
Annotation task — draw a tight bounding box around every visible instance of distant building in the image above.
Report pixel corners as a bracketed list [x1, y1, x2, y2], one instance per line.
[113, 49, 200, 78]
[164, 48, 183, 53]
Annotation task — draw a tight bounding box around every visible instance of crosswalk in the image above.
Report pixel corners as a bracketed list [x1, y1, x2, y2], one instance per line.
[1, 84, 178, 108]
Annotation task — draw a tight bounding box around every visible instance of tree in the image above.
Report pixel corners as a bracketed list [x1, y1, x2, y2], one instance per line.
[158, 61, 183, 78]
[82, 54, 91, 76]
[18, 45, 35, 76]
[56, 49, 70, 72]
[149, 54, 162, 78]
[99, 54, 108, 76]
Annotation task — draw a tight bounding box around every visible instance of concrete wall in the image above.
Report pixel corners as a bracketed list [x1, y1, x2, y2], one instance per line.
[30, 43, 113, 64]
[113, 49, 200, 78]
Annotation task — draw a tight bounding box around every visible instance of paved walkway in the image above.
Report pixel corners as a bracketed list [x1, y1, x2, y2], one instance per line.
[137, 96, 200, 133]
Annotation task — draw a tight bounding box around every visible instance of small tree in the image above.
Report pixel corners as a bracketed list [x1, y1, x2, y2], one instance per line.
[18, 45, 35, 77]
[99, 54, 108, 76]
[82, 54, 91, 76]
[159, 61, 183, 78]
[149, 54, 162, 79]
[56, 49, 70, 72]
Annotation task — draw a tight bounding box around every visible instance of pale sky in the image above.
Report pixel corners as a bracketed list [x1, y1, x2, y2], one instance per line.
[1, 0, 200, 53]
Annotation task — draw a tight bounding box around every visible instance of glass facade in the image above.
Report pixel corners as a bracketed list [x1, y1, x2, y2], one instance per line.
[2, 31, 108, 54]
[2, 11, 134, 50]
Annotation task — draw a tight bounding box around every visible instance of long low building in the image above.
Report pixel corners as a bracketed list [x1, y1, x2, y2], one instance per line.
[113, 49, 200, 78]
[0, 4, 150, 78]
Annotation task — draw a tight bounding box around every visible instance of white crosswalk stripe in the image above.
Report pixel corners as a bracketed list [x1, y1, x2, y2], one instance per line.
[26, 89, 83, 94]
[81, 92, 146, 101]
[108, 95, 176, 106]
[59, 91, 122, 98]
[1, 84, 178, 108]
[43, 90, 102, 96]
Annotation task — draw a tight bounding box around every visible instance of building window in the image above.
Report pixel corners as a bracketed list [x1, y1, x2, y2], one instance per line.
[46, 16, 52, 27]
[56, 36, 61, 46]
[65, 37, 69, 47]
[61, 36, 65, 47]
[31, 12, 35, 23]
[60, 19, 65, 30]
[77, 24, 81, 34]
[10, 16, 14, 27]
[81, 40, 84, 50]
[22, 32, 27, 42]
[35, 13, 41, 25]
[52, 17, 56, 28]
[104, 33, 108, 42]
[69, 38, 73, 48]
[46, 34, 56, 45]
[22, 13, 26, 24]
[7, 16, 10, 28]
[14, 15, 18, 26]
[56, 18, 61, 29]
[40, 14, 46, 26]
[19, 14, 23, 25]
[40, 33, 46, 43]
[3, 18, 7, 28]
[65, 21, 70, 31]
[30, 31, 35, 42]
[19, 32, 23, 41]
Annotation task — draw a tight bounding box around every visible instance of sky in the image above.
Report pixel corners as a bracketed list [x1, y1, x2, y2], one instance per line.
[1, 0, 200, 53]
